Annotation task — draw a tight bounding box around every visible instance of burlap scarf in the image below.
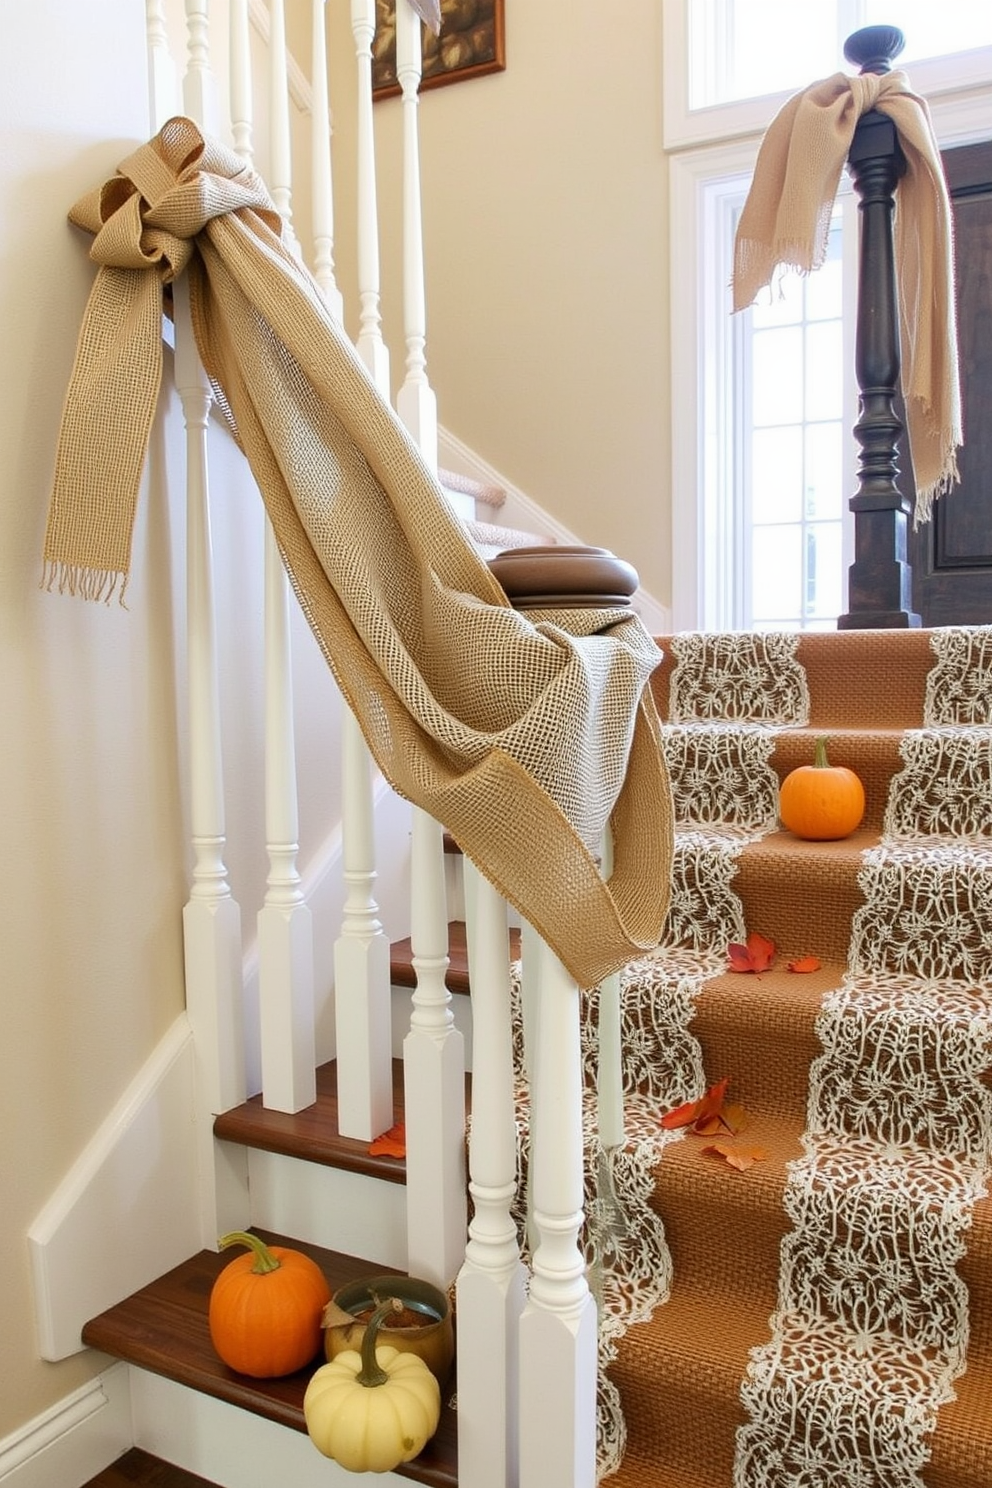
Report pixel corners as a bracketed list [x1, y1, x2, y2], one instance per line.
[42, 117, 673, 990]
[732, 70, 962, 524]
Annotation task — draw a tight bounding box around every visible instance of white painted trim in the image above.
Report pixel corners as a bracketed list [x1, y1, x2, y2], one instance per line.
[130, 1367, 417, 1486]
[0, 1365, 132, 1488]
[28, 1018, 202, 1361]
[438, 426, 671, 634]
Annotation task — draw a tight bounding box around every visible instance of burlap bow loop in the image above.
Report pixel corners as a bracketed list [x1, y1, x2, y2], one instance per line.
[42, 117, 675, 988]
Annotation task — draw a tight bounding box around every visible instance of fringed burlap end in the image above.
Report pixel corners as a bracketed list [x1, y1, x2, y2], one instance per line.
[41, 560, 128, 607]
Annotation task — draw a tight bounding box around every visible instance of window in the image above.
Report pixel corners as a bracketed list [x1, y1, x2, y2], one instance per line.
[666, 2, 992, 631]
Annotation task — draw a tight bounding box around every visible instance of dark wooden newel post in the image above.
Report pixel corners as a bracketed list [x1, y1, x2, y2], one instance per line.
[837, 24, 921, 630]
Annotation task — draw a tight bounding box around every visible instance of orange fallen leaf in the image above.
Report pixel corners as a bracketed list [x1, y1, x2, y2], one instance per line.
[660, 1077, 729, 1131]
[727, 931, 776, 974]
[787, 954, 822, 973]
[701, 1139, 767, 1171]
[368, 1121, 406, 1158]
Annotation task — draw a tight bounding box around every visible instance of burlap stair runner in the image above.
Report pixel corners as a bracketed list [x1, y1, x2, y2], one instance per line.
[592, 628, 992, 1488]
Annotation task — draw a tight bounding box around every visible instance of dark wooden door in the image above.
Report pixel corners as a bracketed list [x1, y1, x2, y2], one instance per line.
[908, 139, 992, 625]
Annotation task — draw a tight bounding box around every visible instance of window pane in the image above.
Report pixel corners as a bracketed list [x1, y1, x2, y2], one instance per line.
[805, 321, 843, 421]
[805, 253, 842, 322]
[752, 525, 802, 622]
[805, 423, 843, 520]
[753, 326, 803, 425]
[751, 268, 804, 328]
[806, 522, 844, 619]
[863, 1, 992, 63]
[752, 427, 803, 524]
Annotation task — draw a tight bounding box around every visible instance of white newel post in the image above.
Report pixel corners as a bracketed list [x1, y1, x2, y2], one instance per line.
[252, 0, 317, 1114]
[351, 0, 390, 390]
[176, 1, 247, 1243]
[404, 809, 467, 1288]
[518, 938, 598, 1488]
[395, 0, 438, 472]
[333, 0, 394, 1141]
[457, 862, 526, 1488]
[311, 0, 344, 322]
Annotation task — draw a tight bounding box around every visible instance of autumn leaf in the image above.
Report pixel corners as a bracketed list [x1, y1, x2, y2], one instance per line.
[368, 1121, 406, 1158]
[787, 954, 822, 973]
[701, 1139, 767, 1171]
[660, 1077, 729, 1131]
[727, 931, 776, 974]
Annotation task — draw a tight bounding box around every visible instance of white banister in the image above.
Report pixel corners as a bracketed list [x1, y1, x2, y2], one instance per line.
[457, 861, 526, 1488]
[518, 937, 598, 1488]
[146, 0, 180, 123]
[175, 5, 247, 1243]
[311, 0, 344, 322]
[394, 0, 438, 472]
[333, 711, 394, 1140]
[229, 0, 253, 163]
[351, 0, 390, 392]
[266, 0, 295, 239]
[404, 808, 467, 1288]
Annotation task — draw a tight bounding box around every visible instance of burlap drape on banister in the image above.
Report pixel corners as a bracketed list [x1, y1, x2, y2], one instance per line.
[43, 117, 673, 990]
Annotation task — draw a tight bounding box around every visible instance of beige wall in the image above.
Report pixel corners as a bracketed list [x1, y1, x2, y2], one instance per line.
[0, 0, 191, 1437]
[323, 0, 673, 609]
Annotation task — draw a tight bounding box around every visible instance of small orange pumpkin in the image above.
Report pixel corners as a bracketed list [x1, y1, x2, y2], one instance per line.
[779, 737, 865, 841]
[208, 1231, 331, 1378]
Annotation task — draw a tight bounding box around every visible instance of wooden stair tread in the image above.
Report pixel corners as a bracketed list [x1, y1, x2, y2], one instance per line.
[214, 1059, 409, 1182]
[82, 1231, 456, 1488]
[390, 920, 521, 995]
[83, 1447, 222, 1487]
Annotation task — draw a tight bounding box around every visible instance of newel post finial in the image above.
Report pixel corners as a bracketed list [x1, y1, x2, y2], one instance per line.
[843, 24, 905, 75]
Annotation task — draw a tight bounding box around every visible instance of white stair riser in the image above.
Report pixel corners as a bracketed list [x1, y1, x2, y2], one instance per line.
[129, 1366, 413, 1486]
[244, 1147, 407, 1268]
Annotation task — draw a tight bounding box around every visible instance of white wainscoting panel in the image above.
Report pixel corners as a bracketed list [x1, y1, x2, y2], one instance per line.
[0, 1364, 131, 1488]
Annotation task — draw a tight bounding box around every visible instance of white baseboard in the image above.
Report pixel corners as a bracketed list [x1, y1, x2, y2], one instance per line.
[130, 1367, 413, 1486]
[438, 425, 671, 634]
[0, 1365, 131, 1488]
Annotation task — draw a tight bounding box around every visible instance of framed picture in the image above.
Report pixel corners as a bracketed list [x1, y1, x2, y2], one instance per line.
[372, 0, 506, 100]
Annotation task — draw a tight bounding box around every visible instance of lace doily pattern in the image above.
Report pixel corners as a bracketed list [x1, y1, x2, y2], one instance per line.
[661, 723, 782, 830]
[668, 631, 810, 725]
[736, 635, 992, 1488]
[925, 626, 992, 726]
[884, 729, 992, 840]
[506, 634, 803, 1479]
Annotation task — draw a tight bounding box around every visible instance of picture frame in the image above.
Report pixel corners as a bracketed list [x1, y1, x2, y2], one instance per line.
[371, 0, 506, 100]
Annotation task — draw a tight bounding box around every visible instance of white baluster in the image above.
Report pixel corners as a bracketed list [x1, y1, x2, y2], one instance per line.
[146, 0, 180, 128]
[229, 0, 253, 164]
[252, 0, 316, 1113]
[404, 809, 467, 1288]
[351, 0, 390, 392]
[267, 0, 295, 241]
[394, 0, 438, 472]
[597, 829, 624, 1152]
[457, 862, 526, 1488]
[311, 0, 344, 322]
[175, 7, 247, 1246]
[518, 937, 598, 1488]
[333, 710, 393, 1140]
[183, 0, 219, 132]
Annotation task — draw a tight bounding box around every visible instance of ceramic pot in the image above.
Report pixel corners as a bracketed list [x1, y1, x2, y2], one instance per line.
[323, 1274, 454, 1386]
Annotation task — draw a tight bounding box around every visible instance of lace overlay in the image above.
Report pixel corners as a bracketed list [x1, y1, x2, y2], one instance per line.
[514, 632, 796, 1478]
[736, 627, 992, 1487]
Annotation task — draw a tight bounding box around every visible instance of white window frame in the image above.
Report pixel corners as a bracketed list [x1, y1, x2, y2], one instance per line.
[667, 18, 992, 631]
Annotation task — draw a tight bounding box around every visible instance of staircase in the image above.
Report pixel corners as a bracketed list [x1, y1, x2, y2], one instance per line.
[81, 625, 992, 1488]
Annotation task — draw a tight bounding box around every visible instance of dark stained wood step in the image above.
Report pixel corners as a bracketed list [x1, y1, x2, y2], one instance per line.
[82, 1231, 457, 1488]
[84, 1447, 221, 1487]
[214, 1058, 408, 1182]
[213, 1057, 473, 1182]
[390, 919, 521, 995]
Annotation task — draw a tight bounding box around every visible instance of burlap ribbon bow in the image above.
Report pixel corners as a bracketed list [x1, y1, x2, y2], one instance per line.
[43, 117, 673, 989]
[732, 69, 962, 523]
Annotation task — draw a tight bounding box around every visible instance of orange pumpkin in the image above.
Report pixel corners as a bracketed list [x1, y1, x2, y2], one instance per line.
[779, 737, 865, 841]
[208, 1231, 331, 1378]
